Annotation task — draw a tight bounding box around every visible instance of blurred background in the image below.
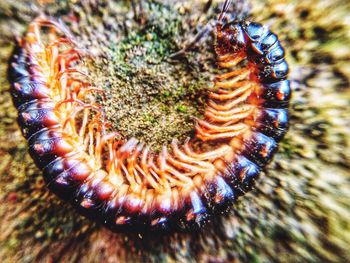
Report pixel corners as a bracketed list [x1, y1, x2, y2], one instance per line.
[0, 0, 349, 262]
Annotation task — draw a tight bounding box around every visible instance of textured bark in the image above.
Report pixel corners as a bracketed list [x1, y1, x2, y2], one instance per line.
[0, 0, 349, 262]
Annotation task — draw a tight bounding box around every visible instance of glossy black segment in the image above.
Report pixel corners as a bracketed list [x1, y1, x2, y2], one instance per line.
[102, 190, 145, 232]
[266, 42, 285, 63]
[42, 157, 65, 183]
[256, 108, 289, 141]
[122, 193, 145, 216]
[259, 59, 289, 83]
[18, 101, 57, 138]
[8, 46, 30, 81]
[236, 156, 261, 192]
[183, 191, 209, 226]
[221, 162, 241, 189]
[106, 209, 147, 233]
[43, 158, 84, 201]
[28, 139, 60, 169]
[149, 215, 172, 232]
[252, 41, 276, 57]
[261, 32, 278, 51]
[72, 183, 104, 218]
[148, 199, 175, 231]
[260, 80, 291, 106]
[71, 185, 117, 224]
[18, 100, 48, 112]
[12, 79, 50, 106]
[242, 132, 278, 166]
[28, 129, 70, 169]
[28, 128, 62, 145]
[242, 22, 266, 42]
[8, 46, 49, 108]
[43, 156, 90, 183]
[128, 214, 152, 232]
[190, 191, 207, 215]
[271, 59, 289, 79]
[30, 128, 67, 143]
[102, 196, 124, 230]
[251, 33, 277, 54]
[223, 156, 261, 193]
[43, 158, 76, 187]
[102, 205, 149, 233]
[49, 175, 78, 201]
[208, 176, 236, 211]
[10, 48, 27, 66]
[9, 64, 30, 83]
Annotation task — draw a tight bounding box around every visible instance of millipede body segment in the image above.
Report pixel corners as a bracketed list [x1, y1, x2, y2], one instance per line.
[8, 6, 290, 232]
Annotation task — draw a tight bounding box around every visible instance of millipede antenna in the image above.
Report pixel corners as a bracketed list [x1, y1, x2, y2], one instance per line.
[219, 0, 233, 22]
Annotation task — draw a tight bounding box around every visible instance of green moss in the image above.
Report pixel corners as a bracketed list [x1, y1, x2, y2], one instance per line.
[86, 1, 210, 150]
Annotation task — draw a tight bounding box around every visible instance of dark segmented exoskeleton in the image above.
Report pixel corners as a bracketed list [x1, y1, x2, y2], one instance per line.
[8, 0, 290, 233]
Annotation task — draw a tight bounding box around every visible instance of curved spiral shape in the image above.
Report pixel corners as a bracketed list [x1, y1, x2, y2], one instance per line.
[8, 13, 290, 232]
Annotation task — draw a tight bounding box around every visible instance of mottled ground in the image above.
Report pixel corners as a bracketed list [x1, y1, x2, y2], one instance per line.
[0, 0, 349, 262]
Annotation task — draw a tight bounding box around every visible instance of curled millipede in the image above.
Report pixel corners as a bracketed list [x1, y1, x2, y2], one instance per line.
[8, 2, 290, 232]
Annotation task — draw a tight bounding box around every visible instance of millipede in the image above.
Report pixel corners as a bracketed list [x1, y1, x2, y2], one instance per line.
[8, 0, 290, 233]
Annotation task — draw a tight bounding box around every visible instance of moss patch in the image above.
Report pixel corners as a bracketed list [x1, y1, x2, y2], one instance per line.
[86, 2, 212, 150]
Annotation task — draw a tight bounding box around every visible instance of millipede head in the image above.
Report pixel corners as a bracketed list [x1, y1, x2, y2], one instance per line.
[215, 22, 247, 56]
